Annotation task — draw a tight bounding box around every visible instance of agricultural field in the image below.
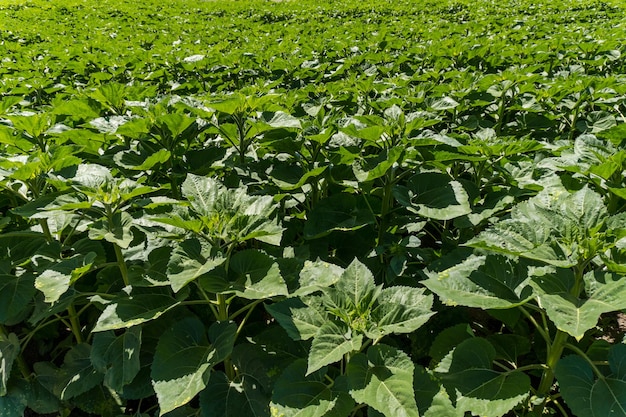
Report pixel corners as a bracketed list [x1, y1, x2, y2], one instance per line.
[2, 0, 626, 415]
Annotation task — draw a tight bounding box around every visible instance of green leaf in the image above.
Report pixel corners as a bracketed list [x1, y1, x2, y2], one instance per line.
[304, 193, 376, 239]
[271, 360, 354, 417]
[0, 333, 20, 396]
[88, 211, 134, 249]
[181, 174, 283, 245]
[308, 320, 363, 375]
[367, 286, 434, 338]
[423, 254, 533, 309]
[467, 185, 608, 267]
[556, 345, 626, 417]
[0, 381, 28, 417]
[265, 297, 328, 341]
[439, 338, 530, 417]
[353, 147, 403, 183]
[167, 238, 225, 293]
[270, 165, 328, 191]
[347, 344, 418, 417]
[0, 274, 36, 324]
[226, 250, 288, 299]
[333, 259, 377, 314]
[531, 270, 626, 340]
[555, 356, 596, 417]
[35, 344, 103, 400]
[200, 371, 269, 417]
[35, 252, 96, 303]
[151, 318, 236, 415]
[405, 173, 471, 220]
[292, 260, 344, 297]
[91, 327, 142, 392]
[414, 366, 463, 417]
[93, 293, 180, 332]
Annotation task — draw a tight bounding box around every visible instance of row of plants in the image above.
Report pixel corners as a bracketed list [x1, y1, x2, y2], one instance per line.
[2, 0, 626, 416]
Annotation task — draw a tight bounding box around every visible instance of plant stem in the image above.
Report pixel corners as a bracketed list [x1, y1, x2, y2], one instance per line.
[518, 305, 551, 345]
[537, 330, 569, 400]
[113, 243, 130, 287]
[67, 304, 83, 344]
[217, 293, 229, 321]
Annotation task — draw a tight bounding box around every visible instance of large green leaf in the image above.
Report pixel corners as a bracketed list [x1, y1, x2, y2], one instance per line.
[0, 381, 28, 417]
[35, 252, 96, 303]
[291, 260, 344, 297]
[303, 193, 376, 239]
[438, 338, 530, 417]
[531, 270, 626, 340]
[181, 174, 283, 245]
[167, 238, 225, 293]
[467, 185, 609, 267]
[90, 327, 142, 392]
[265, 297, 328, 341]
[556, 345, 626, 417]
[271, 360, 354, 417]
[226, 249, 288, 299]
[347, 344, 418, 417]
[200, 371, 269, 417]
[423, 254, 534, 309]
[92, 293, 180, 332]
[404, 173, 471, 220]
[0, 333, 20, 396]
[332, 259, 378, 314]
[0, 274, 36, 324]
[151, 318, 236, 415]
[307, 320, 363, 375]
[367, 286, 434, 339]
[35, 344, 103, 400]
[88, 211, 135, 249]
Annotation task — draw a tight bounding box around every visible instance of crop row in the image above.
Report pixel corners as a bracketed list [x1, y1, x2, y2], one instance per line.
[2, 0, 626, 416]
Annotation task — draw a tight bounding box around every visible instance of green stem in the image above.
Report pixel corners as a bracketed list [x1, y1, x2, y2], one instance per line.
[38, 219, 54, 243]
[518, 305, 551, 345]
[113, 244, 130, 287]
[217, 293, 229, 321]
[537, 330, 569, 398]
[67, 304, 83, 344]
[230, 299, 264, 321]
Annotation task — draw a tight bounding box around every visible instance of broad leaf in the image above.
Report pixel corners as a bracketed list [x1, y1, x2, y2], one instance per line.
[307, 320, 363, 375]
[439, 338, 530, 417]
[35, 344, 103, 400]
[0, 333, 20, 396]
[423, 254, 534, 309]
[35, 252, 96, 303]
[347, 344, 418, 417]
[91, 327, 142, 392]
[367, 286, 434, 338]
[271, 360, 354, 417]
[93, 293, 180, 332]
[304, 193, 376, 239]
[555, 346, 626, 417]
[151, 318, 236, 415]
[226, 250, 288, 299]
[265, 297, 328, 341]
[200, 371, 269, 417]
[404, 173, 471, 220]
[531, 270, 626, 340]
[0, 274, 36, 324]
[167, 238, 225, 293]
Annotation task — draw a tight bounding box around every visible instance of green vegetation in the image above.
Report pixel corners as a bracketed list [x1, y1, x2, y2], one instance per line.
[2, 0, 626, 415]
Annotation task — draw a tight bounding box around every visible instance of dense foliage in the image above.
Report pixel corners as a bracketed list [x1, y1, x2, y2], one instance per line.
[2, 0, 626, 415]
